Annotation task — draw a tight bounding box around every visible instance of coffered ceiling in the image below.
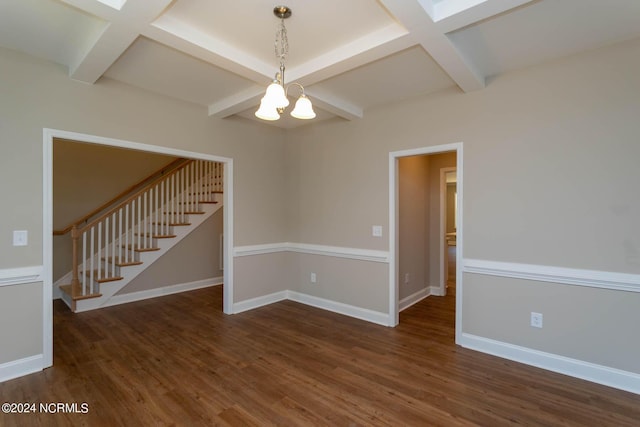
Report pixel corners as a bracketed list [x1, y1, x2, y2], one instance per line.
[1, 0, 639, 128]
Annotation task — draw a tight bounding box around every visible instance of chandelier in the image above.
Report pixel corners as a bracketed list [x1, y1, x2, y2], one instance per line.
[255, 6, 316, 121]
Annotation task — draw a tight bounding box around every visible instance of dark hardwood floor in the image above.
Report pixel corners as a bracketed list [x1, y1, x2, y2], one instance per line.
[1, 285, 639, 426]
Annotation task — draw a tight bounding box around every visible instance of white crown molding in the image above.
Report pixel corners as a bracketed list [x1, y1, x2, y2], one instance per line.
[0, 266, 43, 287]
[233, 242, 389, 263]
[460, 333, 640, 395]
[463, 259, 640, 293]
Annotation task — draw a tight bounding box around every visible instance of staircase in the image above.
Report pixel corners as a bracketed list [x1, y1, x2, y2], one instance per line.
[57, 159, 223, 312]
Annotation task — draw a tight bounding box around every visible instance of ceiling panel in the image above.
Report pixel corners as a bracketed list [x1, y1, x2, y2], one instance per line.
[104, 37, 256, 107]
[447, 0, 640, 77]
[160, 0, 398, 69]
[0, 0, 106, 67]
[312, 46, 456, 110]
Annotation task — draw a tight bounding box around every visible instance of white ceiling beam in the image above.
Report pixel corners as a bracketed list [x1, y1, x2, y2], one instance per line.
[69, 23, 137, 83]
[208, 87, 265, 118]
[304, 88, 363, 121]
[62, 0, 174, 83]
[379, 0, 485, 92]
[145, 17, 273, 84]
[287, 25, 414, 86]
[434, 0, 536, 33]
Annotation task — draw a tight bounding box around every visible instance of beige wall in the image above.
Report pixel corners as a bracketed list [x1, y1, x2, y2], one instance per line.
[284, 38, 640, 373]
[53, 139, 175, 230]
[293, 253, 389, 313]
[0, 46, 286, 365]
[233, 252, 293, 302]
[117, 209, 223, 295]
[463, 274, 640, 373]
[0, 283, 42, 364]
[398, 155, 430, 299]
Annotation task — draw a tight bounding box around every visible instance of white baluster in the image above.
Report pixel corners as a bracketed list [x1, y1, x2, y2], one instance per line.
[125, 204, 129, 263]
[82, 231, 87, 295]
[90, 227, 95, 295]
[111, 212, 116, 277]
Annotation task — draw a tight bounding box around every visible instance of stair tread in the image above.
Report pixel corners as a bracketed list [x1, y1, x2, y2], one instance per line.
[84, 270, 124, 283]
[163, 211, 204, 215]
[134, 233, 177, 239]
[102, 257, 143, 267]
[59, 284, 103, 301]
[178, 201, 218, 204]
[122, 245, 161, 252]
[151, 222, 191, 226]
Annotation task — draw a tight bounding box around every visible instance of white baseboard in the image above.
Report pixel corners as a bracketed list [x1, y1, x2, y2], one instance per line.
[460, 333, 640, 395]
[430, 286, 445, 297]
[232, 290, 389, 326]
[287, 291, 389, 326]
[399, 287, 431, 311]
[102, 277, 223, 308]
[0, 354, 43, 383]
[233, 291, 288, 314]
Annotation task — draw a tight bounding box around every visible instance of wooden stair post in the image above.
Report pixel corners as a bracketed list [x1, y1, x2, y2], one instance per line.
[69, 225, 81, 310]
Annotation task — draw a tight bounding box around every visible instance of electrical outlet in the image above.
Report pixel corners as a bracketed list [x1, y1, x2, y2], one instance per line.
[404, 273, 410, 284]
[530, 312, 543, 328]
[310, 272, 317, 284]
[372, 225, 383, 237]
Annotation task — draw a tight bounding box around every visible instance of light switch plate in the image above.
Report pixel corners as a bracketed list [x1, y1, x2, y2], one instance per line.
[13, 230, 28, 246]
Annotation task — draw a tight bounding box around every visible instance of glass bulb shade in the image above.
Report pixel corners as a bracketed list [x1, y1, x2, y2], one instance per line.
[264, 81, 289, 109]
[290, 94, 316, 119]
[255, 97, 280, 121]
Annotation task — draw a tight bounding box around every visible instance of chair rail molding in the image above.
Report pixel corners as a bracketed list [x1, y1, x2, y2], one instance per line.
[463, 259, 640, 293]
[0, 266, 44, 287]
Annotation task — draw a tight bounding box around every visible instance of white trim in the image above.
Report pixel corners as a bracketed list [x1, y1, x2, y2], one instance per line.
[101, 277, 222, 308]
[389, 143, 464, 337]
[460, 333, 640, 395]
[234, 242, 289, 257]
[429, 285, 445, 296]
[232, 290, 389, 326]
[0, 354, 44, 383]
[0, 266, 43, 287]
[233, 291, 288, 314]
[399, 287, 430, 311]
[440, 166, 456, 295]
[463, 259, 640, 293]
[43, 128, 235, 374]
[287, 291, 389, 326]
[233, 242, 390, 263]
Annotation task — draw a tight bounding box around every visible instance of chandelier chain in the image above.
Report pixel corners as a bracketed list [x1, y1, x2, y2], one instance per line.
[274, 19, 289, 68]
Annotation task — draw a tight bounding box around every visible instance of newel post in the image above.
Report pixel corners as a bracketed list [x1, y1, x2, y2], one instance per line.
[70, 225, 81, 298]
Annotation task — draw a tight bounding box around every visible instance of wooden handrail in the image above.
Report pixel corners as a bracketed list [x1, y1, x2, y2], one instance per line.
[53, 157, 188, 235]
[78, 160, 195, 235]
[66, 159, 223, 300]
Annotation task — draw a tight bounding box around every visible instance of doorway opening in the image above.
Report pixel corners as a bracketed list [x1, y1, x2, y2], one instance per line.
[388, 143, 462, 343]
[42, 128, 234, 369]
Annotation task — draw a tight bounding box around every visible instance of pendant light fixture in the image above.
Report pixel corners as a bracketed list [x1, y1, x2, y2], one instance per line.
[255, 6, 316, 121]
